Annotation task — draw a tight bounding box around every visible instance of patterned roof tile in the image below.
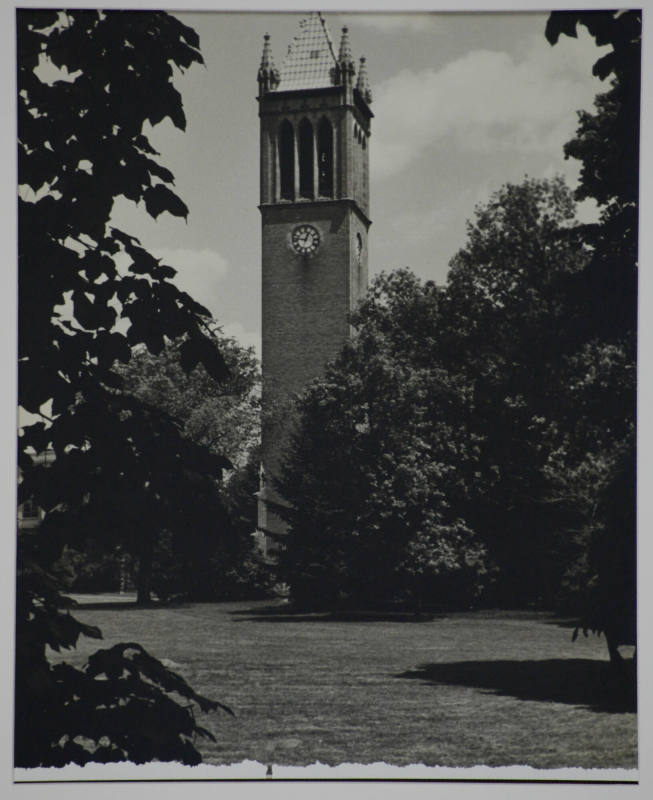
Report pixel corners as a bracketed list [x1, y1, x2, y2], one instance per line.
[274, 12, 338, 92]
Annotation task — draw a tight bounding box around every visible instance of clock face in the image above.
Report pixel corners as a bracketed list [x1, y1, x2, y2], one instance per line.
[291, 224, 320, 256]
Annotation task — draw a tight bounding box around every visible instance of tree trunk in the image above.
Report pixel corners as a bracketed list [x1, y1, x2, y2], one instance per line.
[136, 535, 154, 605]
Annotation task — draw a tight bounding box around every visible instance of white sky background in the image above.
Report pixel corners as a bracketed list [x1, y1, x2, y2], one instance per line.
[107, 10, 611, 358]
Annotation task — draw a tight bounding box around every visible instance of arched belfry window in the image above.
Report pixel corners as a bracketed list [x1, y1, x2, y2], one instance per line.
[298, 119, 314, 199]
[318, 117, 334, 198]
[279, 120, 294, 200]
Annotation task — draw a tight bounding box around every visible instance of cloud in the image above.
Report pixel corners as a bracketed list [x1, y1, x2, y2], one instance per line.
[152, 247, 229, 319]
[371, 30, 610, 181]
[387, 203, 455, 248]
[352, 13, 438, 34]
[220, 321, 261, 359]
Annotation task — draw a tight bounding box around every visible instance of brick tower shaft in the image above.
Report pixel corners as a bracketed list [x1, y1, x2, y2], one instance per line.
[256, 13, 372, 553]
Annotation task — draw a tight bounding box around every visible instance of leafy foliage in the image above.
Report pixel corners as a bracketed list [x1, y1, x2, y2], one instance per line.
[278, 270, 490, 611]
[546, 11, 640, 212]
[16, 9, 234, 766]
[546, 9, 639, 659]
[111, 330, 270, 601]
[118, 327, 260, 467]
[278, 175, 633, 619]
[440, 177, 595, 606]
[215, 450, 277, 600]
[52, 541, 135, 593]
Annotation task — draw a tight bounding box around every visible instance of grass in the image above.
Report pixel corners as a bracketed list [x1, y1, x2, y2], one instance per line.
[51, 598, 637, 771]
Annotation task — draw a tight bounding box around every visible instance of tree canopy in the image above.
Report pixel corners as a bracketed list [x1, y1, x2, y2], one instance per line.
[545, 10, 639, 347]
[544, 9, 639, 659]
[440, 177, 595, 606]
[16, 9, 234, 766]
[112, 329, 267, 602]
[278, 177, 595, 611]
[277, 268, 489, 610]
[118, 326, 260, 466]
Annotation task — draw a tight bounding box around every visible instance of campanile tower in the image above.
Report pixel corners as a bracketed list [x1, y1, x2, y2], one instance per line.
[256, 13, 372, 545]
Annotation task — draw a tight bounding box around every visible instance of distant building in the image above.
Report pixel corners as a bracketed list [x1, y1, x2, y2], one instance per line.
[17, 448, 55, 530]
[255, 12, 372, 555]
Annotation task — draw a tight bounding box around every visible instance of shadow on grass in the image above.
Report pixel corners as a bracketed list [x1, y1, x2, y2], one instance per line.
[229, 604, 449, 623]
[69, 601, 142, 610]
[395, 658, 636, 713]
[67, 599, 189, 611]
[544, 617, 579, 629]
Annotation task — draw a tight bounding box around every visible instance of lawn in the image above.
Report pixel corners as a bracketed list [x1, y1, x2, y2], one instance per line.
[51, 597, 637, 772]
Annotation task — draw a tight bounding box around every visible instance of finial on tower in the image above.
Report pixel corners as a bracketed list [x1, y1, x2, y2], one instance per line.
[356, 56, 372, 104]
[338, 27, 353, 64]
[257, 33, 280, 95]
[335, 26, 355, 85]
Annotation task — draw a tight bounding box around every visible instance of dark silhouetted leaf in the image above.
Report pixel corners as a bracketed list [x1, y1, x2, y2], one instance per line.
[16, 8, 235, 769]
[545, 11, 579, 45]
[143, 184, 189, 220]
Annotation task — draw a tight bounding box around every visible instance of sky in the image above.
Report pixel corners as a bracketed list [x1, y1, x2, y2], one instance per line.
[107, 8, 611, 357]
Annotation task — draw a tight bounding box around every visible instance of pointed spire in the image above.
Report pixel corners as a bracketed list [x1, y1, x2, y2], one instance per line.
[336, 26, 355, 84]
[338, 26, 354, 66]
[257, 33, 280, 95]
[356, 56, 372, 104]
[260, 33, 273, 69]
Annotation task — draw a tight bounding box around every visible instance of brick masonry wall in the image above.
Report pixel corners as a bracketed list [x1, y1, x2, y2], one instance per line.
[260, 200, 369, 487]
[258, 86, 371, 535]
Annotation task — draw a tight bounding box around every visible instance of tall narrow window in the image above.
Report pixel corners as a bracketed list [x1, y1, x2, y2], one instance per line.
[318, 117, 333, 198]
[298, 118, 313, 199]
[279, 120, 294, 200]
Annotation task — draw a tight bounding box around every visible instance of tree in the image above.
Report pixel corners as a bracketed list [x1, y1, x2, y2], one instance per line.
[440, 175, 635, 626]
[546, 11, 640, 215]
[17, 9, 234, 766]
[277, 270, 490, 611]
[112, 328, 268, 601]
[546, 9, 639, 662]
[440, 177, 597, 607]
[215, 447, 276, 601]
[119, 325, 260, 466]
[278, 177, 598, 614]
[546, 9, 639, 348]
